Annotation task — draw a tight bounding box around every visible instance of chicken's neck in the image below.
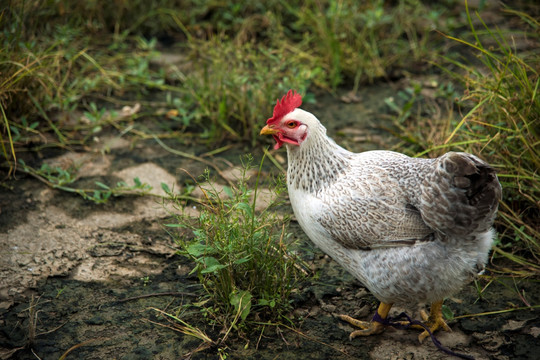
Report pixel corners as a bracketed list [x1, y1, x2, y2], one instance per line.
[286, 124, 352, 194]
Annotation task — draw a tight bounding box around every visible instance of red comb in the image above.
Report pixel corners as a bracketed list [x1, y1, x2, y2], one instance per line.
[266, 90, 302, 125]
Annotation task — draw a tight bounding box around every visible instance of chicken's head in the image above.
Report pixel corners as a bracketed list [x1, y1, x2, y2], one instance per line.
[260, 90, 314, 150]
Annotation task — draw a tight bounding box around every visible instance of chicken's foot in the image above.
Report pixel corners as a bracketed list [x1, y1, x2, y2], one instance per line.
[393, 300, 452, 342]
[338, 302, 392, 339]
[417, 300, 452, 342]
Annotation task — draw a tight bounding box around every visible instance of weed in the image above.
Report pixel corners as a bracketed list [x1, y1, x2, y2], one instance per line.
[166, 155, 306, 338]
[285, 0, 446, 88]
[384, 82, 424, 125]
[0, 3, 168, 174]
[1, 0, 459, 168]
[55, 287, 66, 299]
[83, 102, 109, 134]
[1, 0, 459, 179]
[140, 276, 151, 287]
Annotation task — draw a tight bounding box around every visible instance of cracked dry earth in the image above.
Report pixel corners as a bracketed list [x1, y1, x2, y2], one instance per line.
[1, 88, 539, 360]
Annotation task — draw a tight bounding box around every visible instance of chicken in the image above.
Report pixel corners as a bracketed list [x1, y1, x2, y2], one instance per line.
[260, 90, 501, 342]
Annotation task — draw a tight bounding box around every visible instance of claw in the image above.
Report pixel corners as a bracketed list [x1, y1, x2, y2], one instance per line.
[338, 314, 385, 338]
[418, 300, 452, 343]
[338, 301, 452, 342]
[338, 302, 392, 339]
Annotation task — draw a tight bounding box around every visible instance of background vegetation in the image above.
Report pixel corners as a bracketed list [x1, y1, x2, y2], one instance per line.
[1, 0, 538, 349]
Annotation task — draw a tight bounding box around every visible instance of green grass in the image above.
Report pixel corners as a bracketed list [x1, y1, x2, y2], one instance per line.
[166, 156, 306, 341]
[167, 37, 314, 145]
[284, 0, 448, 89]
[1, 0, 456, 173]
[1, 14, 167, 174]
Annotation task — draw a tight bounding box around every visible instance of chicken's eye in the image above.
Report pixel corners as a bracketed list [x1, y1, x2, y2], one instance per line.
[286, 121, 297, 128]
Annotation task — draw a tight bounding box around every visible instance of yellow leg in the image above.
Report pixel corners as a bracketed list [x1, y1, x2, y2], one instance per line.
[418, 300, 452, 342]
[338, 302, 393, 339]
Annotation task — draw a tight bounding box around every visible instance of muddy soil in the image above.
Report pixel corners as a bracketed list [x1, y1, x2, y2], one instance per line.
[1, 87, 539, 360]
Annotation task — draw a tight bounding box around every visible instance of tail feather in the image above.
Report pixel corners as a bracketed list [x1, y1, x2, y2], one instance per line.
[419, 152, 501, 237]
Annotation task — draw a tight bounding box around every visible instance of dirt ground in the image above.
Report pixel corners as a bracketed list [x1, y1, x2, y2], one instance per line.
[1, 87, 539, 360]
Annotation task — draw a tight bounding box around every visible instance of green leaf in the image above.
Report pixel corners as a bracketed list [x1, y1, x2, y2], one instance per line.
[95, 181, 110, 190]
[164, 223, 186, 228]
[258, 296, 276, 308]
[233, 257, 251, 265]
[230, 290, 252, 321]
[218, 98, 227, 120]
[222, 186, 234, 198]
[133, 177, 142, 186]
[186, 242, 210, 258]
[192, 229, 207, 241]
[442, 304, 454, 320]
[236, 202, 253, 217]
[161, 182, 171, 194]
[201, 256, 228, 274]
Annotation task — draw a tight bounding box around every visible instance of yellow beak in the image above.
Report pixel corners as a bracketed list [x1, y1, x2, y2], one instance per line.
[260, 125, 279, 135]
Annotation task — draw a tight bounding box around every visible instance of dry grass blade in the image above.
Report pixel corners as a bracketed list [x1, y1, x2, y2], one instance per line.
[0, 103, 16, 176]
[153, 136, 234, 187]
[144, 317, 214, 358]
[260, 322, 350, 357]
[149, 307, 214, 344]
[147, 306, 215, 358]
[58, 338, 106, 360]
[453, 304, 540, 320]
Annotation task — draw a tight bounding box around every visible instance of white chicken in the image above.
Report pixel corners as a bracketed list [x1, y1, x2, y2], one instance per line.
[260, 90, 501, 341]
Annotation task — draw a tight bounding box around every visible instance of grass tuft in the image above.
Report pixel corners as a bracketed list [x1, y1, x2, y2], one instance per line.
[286, 0, 446, 89]
[166, 155, 306, 338]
